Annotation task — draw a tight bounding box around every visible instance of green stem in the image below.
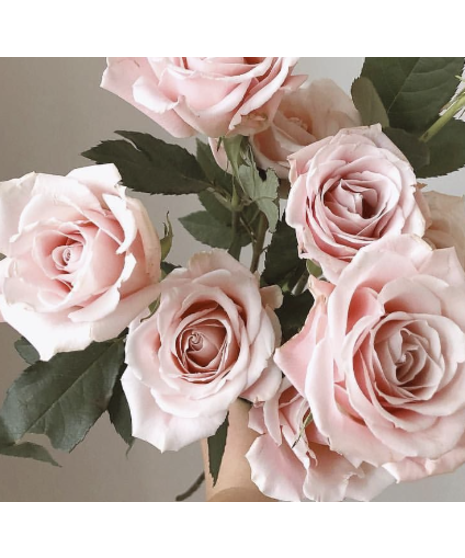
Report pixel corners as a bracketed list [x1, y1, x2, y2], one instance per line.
[175, 472, 205, 502]
[228, 184, 242, 261]
[420, 89, 465, 142]
[250, 214, 267, 273]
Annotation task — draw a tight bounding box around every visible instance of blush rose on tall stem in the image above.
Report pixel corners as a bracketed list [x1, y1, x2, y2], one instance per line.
[101, 58, 306, 138]
[0, 164, 161, 361]
[275, 235, 465, 482]
[286, 124, 428, 283]
[122, 249, 282, 452]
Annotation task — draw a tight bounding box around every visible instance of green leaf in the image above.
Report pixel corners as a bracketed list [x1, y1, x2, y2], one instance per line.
[160, 213, 173, 261]
[263, 219, 306, 287]
[361, 58, 465, 133]
[196, 140, 232, 193]
[417, 119, 465, 178]
[207, 414, 229, 486]
[82, 131, 210, 195]
[108, 375, 134, 447]
[0, 441, 60, 467]
[306, 260, 322, 279]
[276, 291, 314, 343]
[161, 261, 180, 277]
[351, 77, 389, 127]
[238, 163, 279, 232]
[14, 337, 40, 366]
[198, 190, 233, 224]
[0, 403, 59, 467]
[198, 190, 252, 248]
[384, 127, 430, 172]
[0, 339, 125, 452]
[0, 414, 13, 445]
[180, 211, 249, 249]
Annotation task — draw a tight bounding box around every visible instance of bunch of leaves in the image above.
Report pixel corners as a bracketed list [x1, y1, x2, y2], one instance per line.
[351, 57, 465, 177]
[262, 219, 315, 343]
[181, 141, 255, 251]
[0, 336, 134, 466]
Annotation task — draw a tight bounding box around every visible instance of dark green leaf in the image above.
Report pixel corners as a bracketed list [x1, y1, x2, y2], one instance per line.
[207, 414, 229, 486]
[361, 58, 464, 133]
[0, 339, 125, 452]
[351, 77, 389, 127]
[14, 337, 40, 366]
[417, 119, 465, 178]
[238, 164, 279, 232]
[82, 131, 210, 195]
[0, 441, 60, 467]
[198, 190, 233, 224]
[306, 260, 322, 278]
[0, 414, 13, 445]
[263, 219, 306, 287]
[196, 140, 232, 193]
[180, 211, 249, 249]
[384, 127, 430, 172]
[108, 375, 134, 447]
[0, 405, 59, 466]
[161, 261, 180, 277]
[199, 190, 255, 248]
[276, 291, 314, 343]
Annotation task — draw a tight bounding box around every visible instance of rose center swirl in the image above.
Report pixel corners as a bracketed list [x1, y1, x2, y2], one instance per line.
[176, 318, 230, 377]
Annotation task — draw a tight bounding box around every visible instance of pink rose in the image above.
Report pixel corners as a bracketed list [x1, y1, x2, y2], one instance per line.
[101, 57, 306, 138]
[246, 378, 394, 502]
[423, 191, 465, 269]
[275, 235, 465, 478]
[286, 124, 427, 283]
[122, 249, 282, 452]
[251, 79, 361, 179]
[0, 164, 160, 361]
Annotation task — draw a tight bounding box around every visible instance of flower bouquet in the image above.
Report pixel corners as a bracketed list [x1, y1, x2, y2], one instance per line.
[1, 57, 465, 502]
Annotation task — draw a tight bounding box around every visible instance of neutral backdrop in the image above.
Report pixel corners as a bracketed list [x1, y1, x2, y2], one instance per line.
[1, 57, 465, 502]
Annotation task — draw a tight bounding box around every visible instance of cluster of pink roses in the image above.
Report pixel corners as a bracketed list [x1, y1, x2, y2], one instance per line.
[1, 57, 465, 502]
[243, 120, 465, 500]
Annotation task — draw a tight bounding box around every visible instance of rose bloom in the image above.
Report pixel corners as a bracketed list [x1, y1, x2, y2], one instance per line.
[275, 235, 465, 482]
[209, 79, 361, 182]
[423, 191, 465, 269]
[286, 124, 427, 283]
[246, 378, 394, 502]
[122, 249, 282, 452]
[251, 79, 361, 180]
[101, 57, 306, 139]
[0, 164, 160, 361]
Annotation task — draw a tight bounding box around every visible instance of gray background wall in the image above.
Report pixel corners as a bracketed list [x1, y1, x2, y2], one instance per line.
[0, 58, 464, 501]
